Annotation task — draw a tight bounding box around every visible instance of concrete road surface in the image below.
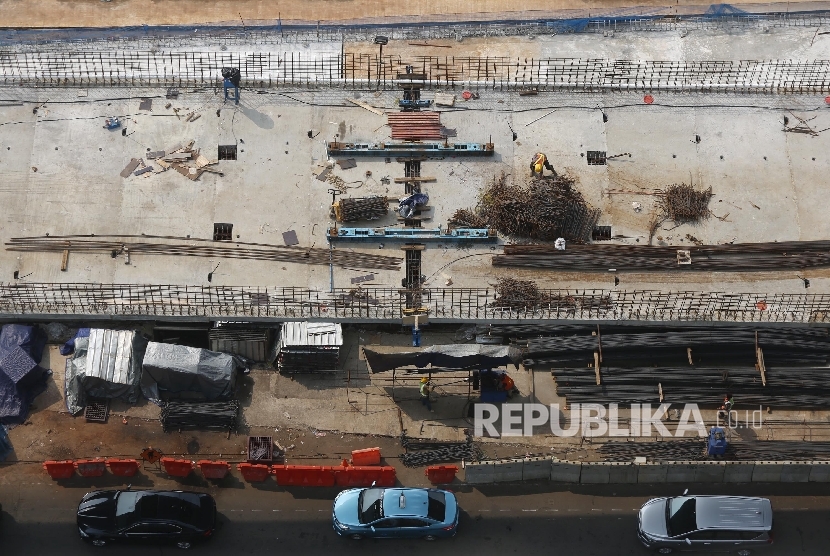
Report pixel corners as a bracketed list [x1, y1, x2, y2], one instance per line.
[2, 479, 830, 554]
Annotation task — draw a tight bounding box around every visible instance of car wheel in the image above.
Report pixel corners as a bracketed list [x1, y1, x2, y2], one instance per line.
[423, 535, 437, 541]
[176, 541, 193, 549]
[350, 534, 364, 540]
[91, 539, 108, 547]
[656, 549, 673, 555]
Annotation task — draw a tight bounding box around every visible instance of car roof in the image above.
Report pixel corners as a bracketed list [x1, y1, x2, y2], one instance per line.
[694, 496, 772, 530]
[382, 489, 430, 518]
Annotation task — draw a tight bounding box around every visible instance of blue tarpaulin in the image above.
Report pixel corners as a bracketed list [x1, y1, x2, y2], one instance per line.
[60, 327, 90, 356]
[0, 324, 50, 425]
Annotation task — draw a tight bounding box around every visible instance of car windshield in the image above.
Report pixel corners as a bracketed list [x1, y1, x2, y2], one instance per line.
[115, 491, 142, 528]
[358, 489, 384, 524]
[427, 492, 446, 521]
[667, 497, 697, 537]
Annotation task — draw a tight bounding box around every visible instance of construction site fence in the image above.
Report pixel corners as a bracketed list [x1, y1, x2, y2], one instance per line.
[2, 283, 830, 323]
[5, 52, 830, 93]
[7, 9, 830, 48]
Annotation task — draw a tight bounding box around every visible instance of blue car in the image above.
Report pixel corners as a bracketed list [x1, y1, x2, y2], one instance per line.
[332, 487, 459, 540]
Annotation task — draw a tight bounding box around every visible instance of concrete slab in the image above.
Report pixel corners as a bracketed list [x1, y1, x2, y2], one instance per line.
[723, 462, 756, 483]
[491, 459, 523, 482]
[550, 460, 582, 483]
[608, 462, 639, 484]
[752, 462, 784, 482]
[522, 457, 552, 481]
[693, 461, 726, 483]
[580, 462, 612, 484]
[664, 462, 698, 484]
[637, 463, 669, 483]
[464, 461, 494, 484]
[780, 462, 812, 483]
[809, 462, 830, 482]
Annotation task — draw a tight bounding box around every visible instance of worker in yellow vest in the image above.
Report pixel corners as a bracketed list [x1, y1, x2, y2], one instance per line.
[530, 152, 556, 178]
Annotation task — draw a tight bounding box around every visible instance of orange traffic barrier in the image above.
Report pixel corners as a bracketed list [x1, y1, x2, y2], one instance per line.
[425, 465, 459, 485]
[160, 457, 194, 478]
[351, 447, 381, 466]
[75, 459, 107, 477]
[198, 460, 231, 480]
[237, 463, 271, 482]
[335, 463, 396, 487]
[106, 459, 140, 477]
[272, 465, 337, 487]
[43, 460, 75, 479]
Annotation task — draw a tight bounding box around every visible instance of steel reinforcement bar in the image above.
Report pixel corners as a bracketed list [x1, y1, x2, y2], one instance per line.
[3, 52, 830, 92]
[2, 283, 830, 323]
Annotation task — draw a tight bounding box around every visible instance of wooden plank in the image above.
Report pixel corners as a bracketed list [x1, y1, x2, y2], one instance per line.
[658, 382, 664, 402]
[594, 351, 601, 385]
[346, 98, 385, 116]
[393, 177, 436, 183]
[687, 347, 693, 365]
[596, 324, 602, 363]
[60, 249, 69, 271]
[757, 347, 767, 386]
[119, 158, 140, 178]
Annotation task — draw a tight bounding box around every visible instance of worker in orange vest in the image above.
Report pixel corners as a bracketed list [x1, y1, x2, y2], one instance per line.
[530, 152, 556, 178]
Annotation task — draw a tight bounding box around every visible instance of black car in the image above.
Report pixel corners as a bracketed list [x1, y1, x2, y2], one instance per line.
[77, 489, 216, 549]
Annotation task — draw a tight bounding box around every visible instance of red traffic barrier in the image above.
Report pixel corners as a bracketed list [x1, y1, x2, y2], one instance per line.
[351, 447, 381, 466]
[75, 459, 107, 477]
[43, 460, 75, 480]
[272, 465, 336, 487]
[425, 465, 459, 485]
[335, 464, 396, 487]
[161, 457, 194, 478]
[238, 463, 271, 482]
[106, 459, 139, 477]
[198, 460, 231, 480]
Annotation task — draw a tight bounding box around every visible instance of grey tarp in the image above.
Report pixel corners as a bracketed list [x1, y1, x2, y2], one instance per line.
[64, 329, 146, 415]
[141, 342, 237, 404]
[363, 344, 522, 373]
[0, 324, 50, 424]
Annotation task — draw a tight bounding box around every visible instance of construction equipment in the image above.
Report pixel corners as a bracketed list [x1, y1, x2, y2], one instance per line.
[103, 117, 121, 130]
[707, 427, 728, 457]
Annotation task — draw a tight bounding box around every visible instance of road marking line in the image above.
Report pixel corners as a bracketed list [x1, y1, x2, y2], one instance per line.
[611, 509, 621, 511]
[591, 509, 601, 511]
[567, 509, 578, 512]
[499, 509, 510, 512]
[272, 509, 280, 512]
[251, 510, 261, 512]
[230, 509, 242, 512]
[545, 509, 558, 512]
[295, 509, 307, 512]
[522, 509, 537, 512]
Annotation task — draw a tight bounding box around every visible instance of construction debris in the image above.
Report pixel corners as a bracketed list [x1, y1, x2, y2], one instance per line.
[433, 93, 456, 107]
[459, 173, 599, 243]
[657, 184, 713, 224]
[332, 196, 389, 222]
[346, 98, 385, 115]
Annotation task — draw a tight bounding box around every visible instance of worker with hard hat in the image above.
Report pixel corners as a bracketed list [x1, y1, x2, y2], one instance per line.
[420, 377, 433, 412]
[530, 152, 556, 178]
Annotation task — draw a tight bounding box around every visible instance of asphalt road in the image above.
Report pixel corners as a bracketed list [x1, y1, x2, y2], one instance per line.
[2, 479, 830, 555]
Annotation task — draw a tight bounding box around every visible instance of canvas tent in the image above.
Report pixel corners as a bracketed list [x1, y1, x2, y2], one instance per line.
[64, 329, 146, 415]
[141, 342, 237, 404]
[0, 324, 49, 424]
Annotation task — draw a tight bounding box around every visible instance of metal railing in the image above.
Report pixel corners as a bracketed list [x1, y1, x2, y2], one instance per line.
[1, 283, 829, 323]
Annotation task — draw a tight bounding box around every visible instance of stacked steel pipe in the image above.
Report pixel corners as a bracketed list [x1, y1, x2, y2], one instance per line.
[493, 240, 830, 272]
[600, 440, 830, 462]
[160, 400, 239, 432]
[387, 112, 444, 140]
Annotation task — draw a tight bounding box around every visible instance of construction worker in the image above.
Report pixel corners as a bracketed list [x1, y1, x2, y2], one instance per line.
[420, 377, 433, 412]
[718, 392, 735, 425]
[222, 67, 241, 105]
[530, 152, 556, 178]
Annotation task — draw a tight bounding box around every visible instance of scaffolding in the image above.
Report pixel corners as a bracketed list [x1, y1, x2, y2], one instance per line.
[1, 283, 830, 323]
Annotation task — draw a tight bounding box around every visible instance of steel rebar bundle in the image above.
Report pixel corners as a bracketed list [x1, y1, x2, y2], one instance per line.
[160, 400, 239, 432]
[333, 196, 389, 222]
[493, 240, 830, 272]
[491, 278, 613, 311]
[551, 365, 830, 408]
[460, 173, 599, 243]
[599, 440, 830, 462]
[6, 234, 402, 271]
[400, 431, 483, 467]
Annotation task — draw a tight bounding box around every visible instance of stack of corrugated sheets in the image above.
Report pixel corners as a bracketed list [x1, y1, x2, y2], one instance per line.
[388, 112, 444, 140]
